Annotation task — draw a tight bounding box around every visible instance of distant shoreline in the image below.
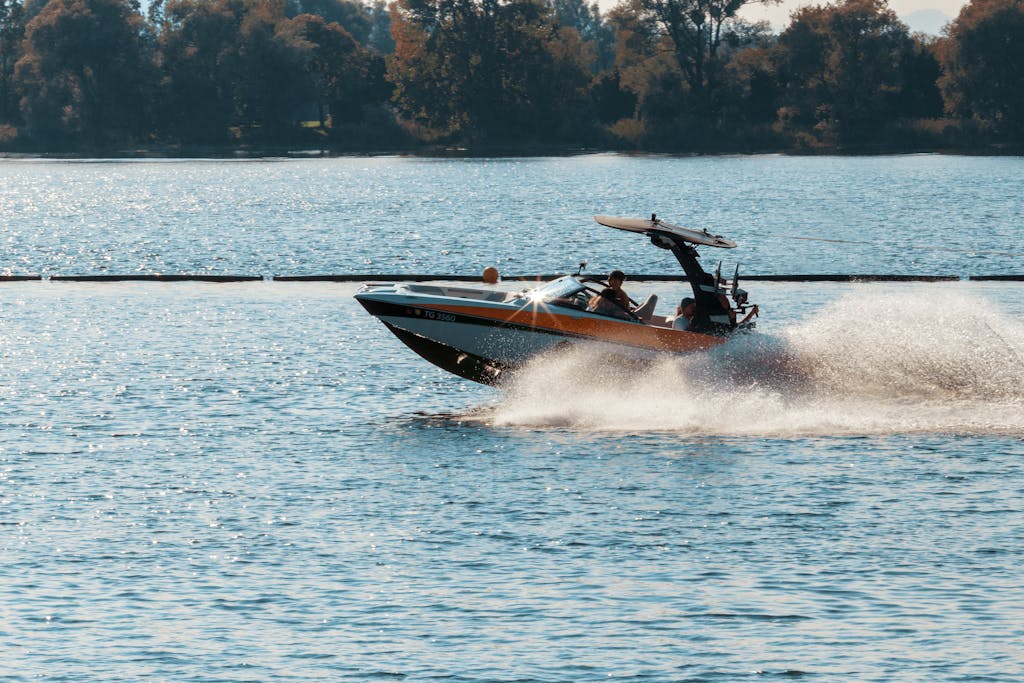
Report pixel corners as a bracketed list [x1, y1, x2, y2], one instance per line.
[3, 143, 1023, 159]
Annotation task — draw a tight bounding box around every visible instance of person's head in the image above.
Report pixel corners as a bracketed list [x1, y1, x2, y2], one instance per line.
[599, 287, 617, 301]
[678, 297, 696, 316]
[609, 270, 626, 288]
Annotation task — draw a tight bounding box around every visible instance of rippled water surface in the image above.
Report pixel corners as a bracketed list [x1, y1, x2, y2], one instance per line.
[1, 156, 1023, 682]
[1, 154, 1022, 276]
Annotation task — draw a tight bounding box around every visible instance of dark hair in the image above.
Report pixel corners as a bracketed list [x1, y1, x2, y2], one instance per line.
[599, 287, 617, 299]
[609, 269, 626, 281]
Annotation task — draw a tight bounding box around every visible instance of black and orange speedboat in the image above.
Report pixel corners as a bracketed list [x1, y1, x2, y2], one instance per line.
[355, 215, 757, 384]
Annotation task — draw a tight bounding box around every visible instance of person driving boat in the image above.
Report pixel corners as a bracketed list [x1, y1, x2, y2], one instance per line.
[595, 269, 657, 322]
[607, 270, 630, 308]
[588, 287, 633, 319]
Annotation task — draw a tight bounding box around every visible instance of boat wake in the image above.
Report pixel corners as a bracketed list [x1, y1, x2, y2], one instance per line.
[480, 290, 1024, 436]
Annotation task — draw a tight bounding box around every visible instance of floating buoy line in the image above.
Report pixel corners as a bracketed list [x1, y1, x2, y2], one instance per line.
[0, 273, 1021, 283]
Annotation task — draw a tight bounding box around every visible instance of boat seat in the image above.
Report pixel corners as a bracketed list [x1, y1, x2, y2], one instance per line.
[647, 314, 671, 327]
[633, 294, 658, 322]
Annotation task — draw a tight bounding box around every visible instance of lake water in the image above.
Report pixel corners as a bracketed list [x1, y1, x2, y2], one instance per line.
[1, 154, 1022, 277]
[1, 155, 1022, 682]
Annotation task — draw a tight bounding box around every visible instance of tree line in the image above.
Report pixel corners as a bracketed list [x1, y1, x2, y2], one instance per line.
[0, 0, 1022, 153]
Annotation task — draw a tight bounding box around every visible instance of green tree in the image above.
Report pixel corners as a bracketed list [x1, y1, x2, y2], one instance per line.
[0, 0, 26, 124]
[599, 3, 674, 142]
[276, 12, 389, 127]
[388, 0, 595, 143]
[896, 35, 943, 119]
[14, 0, 149, 147]
[938, 0, 1024, 137]
[156, 0, 391, 145]
[285, 0, 371, 43]
[591, 69, 636, 123]
[155, 0, 247, 143]
[629, 0, 779, 115]
[549, 0, 613, 70]
[720, 42, 779, 126]
[233, 0, 310, 141]
[773, 0, 926, 144]
[605, 1, 772, 146]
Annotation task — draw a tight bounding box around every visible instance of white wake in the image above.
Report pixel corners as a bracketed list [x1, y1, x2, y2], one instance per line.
[482, 290, 1024, 436]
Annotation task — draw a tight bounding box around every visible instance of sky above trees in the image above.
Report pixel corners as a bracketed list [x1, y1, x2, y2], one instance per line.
[131, 0, 969, 30]
[726, 0, 964, 31]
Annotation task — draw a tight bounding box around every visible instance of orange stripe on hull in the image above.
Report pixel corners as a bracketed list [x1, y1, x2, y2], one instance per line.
[425, 303, 725, 353]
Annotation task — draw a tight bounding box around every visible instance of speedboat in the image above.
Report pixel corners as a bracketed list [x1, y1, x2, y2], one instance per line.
[355, 215, 758, 384]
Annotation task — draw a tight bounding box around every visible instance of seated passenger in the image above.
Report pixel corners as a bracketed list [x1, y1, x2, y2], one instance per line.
[672, 297, 696, 331]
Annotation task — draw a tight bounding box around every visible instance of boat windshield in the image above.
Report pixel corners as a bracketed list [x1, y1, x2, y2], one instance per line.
[539, 277, 586, 299]
[525, 276, 593, 310]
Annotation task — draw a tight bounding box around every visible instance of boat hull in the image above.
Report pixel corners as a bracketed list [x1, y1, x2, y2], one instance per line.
[382, 322, 513, 384]
[356, 283, 728, 385]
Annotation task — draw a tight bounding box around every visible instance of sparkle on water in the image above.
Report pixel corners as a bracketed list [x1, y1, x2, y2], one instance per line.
[1, 155, 1022, 682]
